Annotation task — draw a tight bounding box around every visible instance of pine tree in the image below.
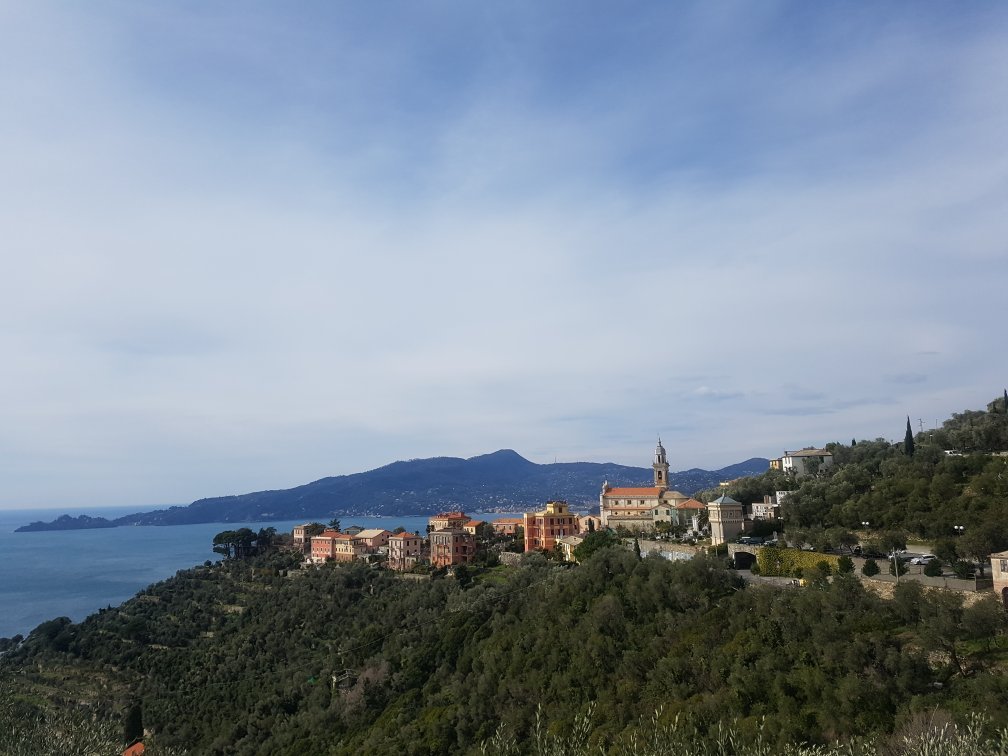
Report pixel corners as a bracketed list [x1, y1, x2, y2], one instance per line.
[904, 416, 915, 456]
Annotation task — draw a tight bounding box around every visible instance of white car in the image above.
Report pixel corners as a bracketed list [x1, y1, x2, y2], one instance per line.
[910, 554, 936, 565]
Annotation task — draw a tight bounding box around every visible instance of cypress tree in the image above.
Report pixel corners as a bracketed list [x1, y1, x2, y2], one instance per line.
[904, 416, 915, 456]
[1003, 388, 1007, 413]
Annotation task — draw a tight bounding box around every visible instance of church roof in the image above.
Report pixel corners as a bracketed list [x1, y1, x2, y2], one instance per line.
[676, 498, 706, 510]
[604, 487, 663, 497]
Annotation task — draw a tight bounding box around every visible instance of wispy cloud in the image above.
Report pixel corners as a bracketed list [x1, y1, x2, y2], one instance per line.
[2, 2, 1007, 505]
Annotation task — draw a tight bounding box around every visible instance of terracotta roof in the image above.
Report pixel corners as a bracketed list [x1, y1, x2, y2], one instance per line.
[123, 743, 145, 756]
[388, 531, 420, 540]
[434, 511, 467, 518]
[313, 531, 352, 541]
[604, 487, 663, 497]
[493, 517, 522, 524]
[466, 520, 485, 527]
[676, 498, 706, 510]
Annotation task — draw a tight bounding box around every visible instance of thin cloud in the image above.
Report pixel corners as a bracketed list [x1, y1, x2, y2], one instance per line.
[1, 3, 1007, 505]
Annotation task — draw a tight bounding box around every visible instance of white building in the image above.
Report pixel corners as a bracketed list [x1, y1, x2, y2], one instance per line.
[772, 448, 833, 477]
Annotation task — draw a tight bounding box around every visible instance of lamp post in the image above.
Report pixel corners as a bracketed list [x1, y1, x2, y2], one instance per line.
[954, 525, 964, 536]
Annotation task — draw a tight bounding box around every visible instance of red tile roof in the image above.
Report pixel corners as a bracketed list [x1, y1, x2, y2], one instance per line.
[676, 498, 706, 510]
[493, 517, 522, 524]
[604, 487, 663, 497]
[123, 743, 145, 756]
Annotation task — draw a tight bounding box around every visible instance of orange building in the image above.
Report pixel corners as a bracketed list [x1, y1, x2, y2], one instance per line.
[429, 529, 475, 568]
[524, 500, 580, 552]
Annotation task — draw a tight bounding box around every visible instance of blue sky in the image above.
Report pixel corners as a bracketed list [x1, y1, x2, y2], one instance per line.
[2, 2, 1007, 509]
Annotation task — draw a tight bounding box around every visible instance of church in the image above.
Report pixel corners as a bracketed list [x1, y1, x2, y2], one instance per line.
[599, 440, 693, 531]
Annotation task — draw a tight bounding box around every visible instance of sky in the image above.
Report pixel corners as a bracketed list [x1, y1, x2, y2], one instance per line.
[2, 2, 1007, 509]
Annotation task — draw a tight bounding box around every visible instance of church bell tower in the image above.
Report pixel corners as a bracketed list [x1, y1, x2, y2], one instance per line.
[653, 438, 669, 490]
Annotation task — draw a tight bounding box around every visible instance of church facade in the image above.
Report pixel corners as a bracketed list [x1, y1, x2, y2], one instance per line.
[599, 441, 690, 531]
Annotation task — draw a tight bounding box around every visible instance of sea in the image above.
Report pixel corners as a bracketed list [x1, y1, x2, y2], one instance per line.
[0, 506, 505, 640]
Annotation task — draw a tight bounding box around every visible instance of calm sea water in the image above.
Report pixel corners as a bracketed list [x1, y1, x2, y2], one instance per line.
[0, 507, 502, 639]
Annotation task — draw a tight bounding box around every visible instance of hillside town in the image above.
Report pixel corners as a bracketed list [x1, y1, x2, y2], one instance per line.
[290, 439, 1008, 603]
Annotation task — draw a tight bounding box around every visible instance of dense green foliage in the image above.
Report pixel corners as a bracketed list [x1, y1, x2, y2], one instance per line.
[2, 545, 1007, 755]
[698, 398, 1008, 547]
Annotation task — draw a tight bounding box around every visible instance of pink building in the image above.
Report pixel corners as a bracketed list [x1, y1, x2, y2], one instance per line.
[388, 532, 425, 571]
[311, 531, 367, 563]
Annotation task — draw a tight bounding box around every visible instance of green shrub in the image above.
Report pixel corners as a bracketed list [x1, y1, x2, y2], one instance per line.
[815, 559, 833, 575]
[923, 559, 944, 577]
[837, 555, 854, 574]
[952, 560, 976, 580]
[749, 561, 760, 575]
[862, 559, 880, 576]
[889, 557, 908, 577]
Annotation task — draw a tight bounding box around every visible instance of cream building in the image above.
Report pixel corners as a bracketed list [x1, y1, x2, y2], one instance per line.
[708, 494, 744, 546]
[599, 440, 689, 531]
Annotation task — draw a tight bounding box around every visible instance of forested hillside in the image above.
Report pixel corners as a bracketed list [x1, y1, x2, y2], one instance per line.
[697, 396, 1008, 547]
[2, 548, 1006, 754]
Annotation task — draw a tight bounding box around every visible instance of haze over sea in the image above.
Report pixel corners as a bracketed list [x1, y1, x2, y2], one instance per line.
[0, 506, 492, 639]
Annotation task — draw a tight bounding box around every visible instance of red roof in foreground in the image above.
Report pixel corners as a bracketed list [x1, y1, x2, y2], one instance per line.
[605, 487, 663, 497]
[493, 517, 523, 524]
[123, 743, 145, 756]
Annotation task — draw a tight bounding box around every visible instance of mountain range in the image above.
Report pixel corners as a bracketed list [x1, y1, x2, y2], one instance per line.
[15, 449, 769, 531]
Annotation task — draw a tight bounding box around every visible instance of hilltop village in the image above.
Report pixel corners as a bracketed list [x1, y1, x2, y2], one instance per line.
[290, 439, 1008, 602]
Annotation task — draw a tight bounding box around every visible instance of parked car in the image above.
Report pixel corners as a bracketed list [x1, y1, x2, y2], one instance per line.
[910, 554, 936, 565]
